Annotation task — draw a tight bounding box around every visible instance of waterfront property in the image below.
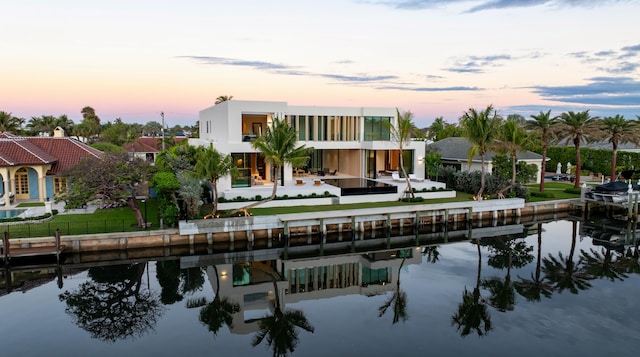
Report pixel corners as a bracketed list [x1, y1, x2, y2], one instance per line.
[2, 218, 639, 356]
[0, 128, 103, 207]
[189, 100, 426, 193]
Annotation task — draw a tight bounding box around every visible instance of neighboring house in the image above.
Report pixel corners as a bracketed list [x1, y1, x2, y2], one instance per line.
[124, 136, 187, 164]
[0, 128, 103, 206]
[189, 100, 426, 191]
[428, 137, 544, 184]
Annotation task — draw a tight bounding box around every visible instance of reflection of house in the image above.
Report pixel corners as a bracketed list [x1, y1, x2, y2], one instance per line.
[0, 129, 103, 206]
[203, 247, 421, 334]
[189, 100, 426, 190]
[428, 137, 544, 183]
[123, 136, 187, 164]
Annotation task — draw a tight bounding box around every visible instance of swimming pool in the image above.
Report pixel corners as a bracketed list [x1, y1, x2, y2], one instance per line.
[322, 178, 397, 196]
[0, 209, 26, 219]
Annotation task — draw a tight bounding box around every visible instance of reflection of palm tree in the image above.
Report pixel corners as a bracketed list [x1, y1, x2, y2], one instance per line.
[422, 245, 440, 264]
[580, 247, 628, 282]
[515, 224, 553, 302]
[378, 257, 408, 324]
[482, 236, 533, 311]
[188, 265, 240, 336]
[451, 240, 492, 337]
[542, 221, 593, 294]
[252, 276, 314, 356]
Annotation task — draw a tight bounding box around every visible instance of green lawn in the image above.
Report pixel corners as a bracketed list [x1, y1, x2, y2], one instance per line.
[525, 182, 582, 202]
[3, 199, 160, 238]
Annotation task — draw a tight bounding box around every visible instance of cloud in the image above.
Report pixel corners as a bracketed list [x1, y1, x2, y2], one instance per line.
[531, 76, 640, 106]
[375, 0, 624, 13]
[444, 54, 511, 73]
[181, 56, 397, 84]
[378, 85, 481, 91]
[568, 44, 640, 74]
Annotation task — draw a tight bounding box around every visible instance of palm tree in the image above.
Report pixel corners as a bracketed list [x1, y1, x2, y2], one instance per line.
[195, 265, 241, 335]
[451, 239, 492, 337]
[27, 115, 58, 136]
[514, 223, 554, 302]
[494, 118, 529, 194]
[600, 115, 640, 179]
[215, 95, 233, 104]
[194, 144, 236, 215]
[387, 108, 425, 200]
[251, 272, 314, 356]
[460, 105, 502, 199]
[555, 110, 599, 188]
[378, 254, 409, 324]
[250, 117, 311, 203]
[527, 110, 559, 193]
[542, 221, 594, 294]
[0, 111, 23, 133]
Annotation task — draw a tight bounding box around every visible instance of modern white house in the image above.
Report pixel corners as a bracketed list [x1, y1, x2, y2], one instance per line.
[189, 100, 426, 192]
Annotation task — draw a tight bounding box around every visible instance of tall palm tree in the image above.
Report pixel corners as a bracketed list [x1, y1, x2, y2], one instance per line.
[494, 119, 529, 194]
[600, 115, 640, 179]
[460, 105, 502, 199]
[215, 95, 233, 104]
[527, 110, 558, 193]
[387, 108, 425, 200]
[0, 111, 23, 133]
[542, 221, 594, 294]
[251, 117, 311, 203]
[252, 273, 314, 355]
[195, 265, 241, 335]
[514, 223, 553, 302]
[194, 144, 236, 215]
[451, 239, 492, 337]
[378, 255, 408, 324]
[555, 110, 599, 188]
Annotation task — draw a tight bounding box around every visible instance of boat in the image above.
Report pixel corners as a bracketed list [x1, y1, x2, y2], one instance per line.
[592, 181, 637, 204]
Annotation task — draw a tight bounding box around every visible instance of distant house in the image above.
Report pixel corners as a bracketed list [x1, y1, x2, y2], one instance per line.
[0, 128, 103, 206]
[124, 136, 187, 164]
[428, 137, 545, 184]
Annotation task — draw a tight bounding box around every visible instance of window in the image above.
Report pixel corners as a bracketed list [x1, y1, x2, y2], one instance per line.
[54, 177, 67, 194]
[364, 116, 391, 141]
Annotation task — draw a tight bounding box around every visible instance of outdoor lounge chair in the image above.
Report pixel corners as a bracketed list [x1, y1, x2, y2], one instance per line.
[295, 178, 306, 186]
[409, 174, 424, 182]
[391, 173, 404, 182]
[328, 169, 337, 175]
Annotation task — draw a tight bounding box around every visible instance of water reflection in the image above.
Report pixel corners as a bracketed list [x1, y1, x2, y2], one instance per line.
[2, 217, 640, 355]
[58, 263, 164, 342]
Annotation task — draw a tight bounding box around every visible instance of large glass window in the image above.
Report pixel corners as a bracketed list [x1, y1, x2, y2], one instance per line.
[364, 116, 391, 141]
[298, 116, 306, 140]
[231, 153, 250, 188]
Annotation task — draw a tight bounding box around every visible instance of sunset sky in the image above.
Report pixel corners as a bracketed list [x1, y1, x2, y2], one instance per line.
[2, 0, 639, 128]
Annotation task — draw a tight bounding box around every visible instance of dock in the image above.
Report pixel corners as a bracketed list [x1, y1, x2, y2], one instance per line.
[2, 230, 65, 266]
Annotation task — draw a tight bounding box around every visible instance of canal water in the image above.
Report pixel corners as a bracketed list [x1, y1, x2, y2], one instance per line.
[1, 218, 639, 356]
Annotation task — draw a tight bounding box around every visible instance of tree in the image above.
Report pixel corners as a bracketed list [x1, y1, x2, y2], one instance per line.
[542, 221, 594, 294]
[80, 106, 101, 140]
[0, 111, 23, 133]
[378, 253, 409, 324]
[460, 105, 502, 199]
[494, 119, 529, 194]
[555, 110, 599, 188]
[58, 263, 163, 342]
[194, 144, 236, 215]
[143, 121, 163, 137]
[387, 109, 424, 200]
[451, 239, 492, 337]
[527, 110, 559, 193]
[61, 152, 151, 227]
[247, 117, 311, 208]
[600, 115, 640, 178]
[215, 95, 233, 104]
[424, 150, 442, 181]
[428, 117, 462, 141]
[27, 115, 57, 136]
[251, 271, 314, 355]
[514, 223, 554, 302]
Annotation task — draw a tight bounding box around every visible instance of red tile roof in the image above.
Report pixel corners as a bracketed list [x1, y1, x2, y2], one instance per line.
[123, 136, 187, 153]
[0, 132, 103, 175]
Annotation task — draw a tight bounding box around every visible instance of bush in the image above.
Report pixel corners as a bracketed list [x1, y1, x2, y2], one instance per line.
[564, 187, 582, 195]
[531, 191, 555, 198]
[400, 196, 425, 202]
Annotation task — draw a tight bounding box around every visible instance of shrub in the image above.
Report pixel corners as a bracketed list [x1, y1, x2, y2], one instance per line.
[564, 187, 582, 195]
[531, 191, 555, 198]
